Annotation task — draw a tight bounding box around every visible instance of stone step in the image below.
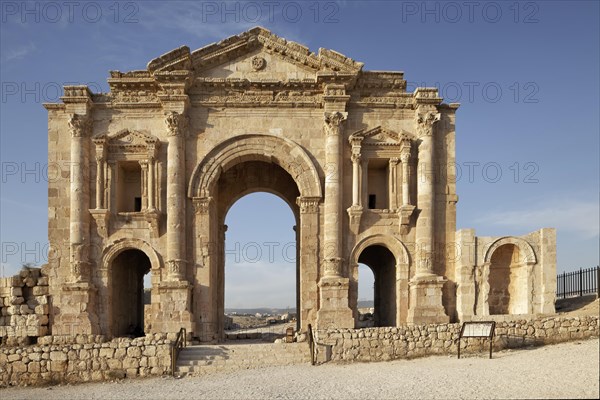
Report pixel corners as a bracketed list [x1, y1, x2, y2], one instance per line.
[175, 342, 311, 376]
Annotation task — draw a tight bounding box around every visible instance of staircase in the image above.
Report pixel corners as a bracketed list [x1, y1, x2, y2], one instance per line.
[175, 342, 311, 376]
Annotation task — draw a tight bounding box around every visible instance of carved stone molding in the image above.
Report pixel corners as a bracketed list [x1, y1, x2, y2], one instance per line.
[90, 209, 110, 238]
[193, 197, 213, 215]
[347, 205, 363, 234]
[251, 56, 266, 71]
[296, 196, 320, 214]
[398, 204, 416, 231]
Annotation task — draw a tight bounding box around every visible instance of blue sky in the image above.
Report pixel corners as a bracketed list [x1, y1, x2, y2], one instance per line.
[1, 1, 598, 308]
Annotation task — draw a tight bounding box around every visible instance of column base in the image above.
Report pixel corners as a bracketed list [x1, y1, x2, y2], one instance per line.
[316, 276, 354, 329]
[407, 274, 449, 325]
[147, 281, 194, 336]
[53, 282, 101, 335]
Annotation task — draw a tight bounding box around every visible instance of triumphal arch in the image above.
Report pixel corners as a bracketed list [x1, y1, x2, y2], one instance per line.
[44, 27, 556, 341]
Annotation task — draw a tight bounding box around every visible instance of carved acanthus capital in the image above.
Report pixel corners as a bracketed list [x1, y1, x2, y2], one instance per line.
[68, 114, 91, 138]
[296, 196, 321, 214]
[323, 257, 343, 277]
[389, 157, 400, 166]
[71, 261, 91, 283]
[166, 259, 187, 278]
[415, 111, 440, 137]
[351, 152, 361, 164]
[193, 197, 213, 215]
[323, 111, 348, 136]
[165, 111, 188, 136]
[400, 152, 411, 163]
[418, 253, 433, 272]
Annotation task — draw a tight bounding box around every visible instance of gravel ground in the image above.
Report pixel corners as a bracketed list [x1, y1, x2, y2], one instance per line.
[2, 338, 598, 400]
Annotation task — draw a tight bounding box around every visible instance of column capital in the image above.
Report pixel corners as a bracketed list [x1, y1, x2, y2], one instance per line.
[351, 152, 361, 164]
[400, 151, 411, 163]
[68, 114, 91, 138]
[166, 259, 187, 280]
[389, 157, 400, 166]
[165, 110, 188, 136]
[324, 111, 348, 136]
[323, 257, 343, 277]
[415, 110, 440, 138]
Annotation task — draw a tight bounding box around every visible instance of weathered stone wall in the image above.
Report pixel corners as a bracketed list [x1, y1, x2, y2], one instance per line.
[0, 267, 50, 345]
[315, 315, 599, 362]
[0, 334, 172, 386]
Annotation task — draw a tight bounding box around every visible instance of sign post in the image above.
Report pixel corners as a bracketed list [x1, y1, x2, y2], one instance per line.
[458, 321, 496, 359]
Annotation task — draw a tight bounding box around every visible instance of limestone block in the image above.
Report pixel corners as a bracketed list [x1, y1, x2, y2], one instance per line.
[37, 276, 49, 286]
[10, 296, 24, 305]
[19, 304, 33, 315]
[10, 287, 22, 297]
[33, 286, 49, 296]
[35, 304, 49, 315]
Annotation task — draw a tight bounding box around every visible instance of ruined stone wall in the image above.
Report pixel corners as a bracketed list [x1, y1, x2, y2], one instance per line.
[315, 315, 598, 362]
[0, 334, 172, 386]
[0, 268, 50, 345]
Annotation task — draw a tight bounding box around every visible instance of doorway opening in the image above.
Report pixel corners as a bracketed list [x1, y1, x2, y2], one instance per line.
[223, 192, 298, 340]
[111, 249, 150, 337]
[357, 245, 397, 327]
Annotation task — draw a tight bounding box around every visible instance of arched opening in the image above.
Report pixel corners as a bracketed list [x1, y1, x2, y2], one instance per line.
[111, 249, 151, 337]
[357, 263, 375, 327]
[357, 245, 396, 327]
[215, 160, 301, 339]
[488, 244, 520, 315]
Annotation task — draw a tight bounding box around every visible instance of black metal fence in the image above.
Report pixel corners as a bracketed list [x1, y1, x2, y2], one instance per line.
[556, 266, 600, 299]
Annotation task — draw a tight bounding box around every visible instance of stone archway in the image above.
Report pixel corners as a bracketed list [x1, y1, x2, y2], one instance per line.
[349, 235, 411, 326]
[188, 134, 322, 342]
[101, 238, 161, 337]
[478, 237, 537, 315]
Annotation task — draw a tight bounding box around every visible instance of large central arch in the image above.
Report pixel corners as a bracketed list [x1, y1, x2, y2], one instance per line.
[188, 134, 322, 199]
[189, 134, 322, 342]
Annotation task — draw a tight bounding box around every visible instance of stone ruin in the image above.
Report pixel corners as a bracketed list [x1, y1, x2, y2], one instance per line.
[1, 27, 558, 345]
[0, 266, 50, 346]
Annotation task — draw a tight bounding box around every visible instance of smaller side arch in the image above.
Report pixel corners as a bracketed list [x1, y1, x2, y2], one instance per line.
[102, 238, 162, 271]
[483, 236, 537, 265]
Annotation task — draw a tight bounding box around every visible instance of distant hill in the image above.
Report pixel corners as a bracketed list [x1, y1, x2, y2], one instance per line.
[225, 307, 296, 315]
[224, 301, 375, 315]
[358, 300, 374, 308]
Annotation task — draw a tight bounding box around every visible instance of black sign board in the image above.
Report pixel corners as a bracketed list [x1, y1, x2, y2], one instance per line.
[458, 321, 496, 359]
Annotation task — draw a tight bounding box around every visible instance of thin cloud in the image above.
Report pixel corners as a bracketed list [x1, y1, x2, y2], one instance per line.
[476, 198, 599, 239]
[1, 42, 36, 63]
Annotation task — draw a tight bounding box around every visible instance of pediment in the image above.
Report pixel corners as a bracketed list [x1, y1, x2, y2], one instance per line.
[197, 48, 316, 81]
[147, 27, 363, 78]
[94, 129, 159, 152]
[350, 126, 413, 146]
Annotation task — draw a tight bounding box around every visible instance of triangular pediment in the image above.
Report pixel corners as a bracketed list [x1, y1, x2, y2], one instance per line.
[147, 27, 363, 78]
[350, 126, 413, 146]
[94, 129, 159, 148]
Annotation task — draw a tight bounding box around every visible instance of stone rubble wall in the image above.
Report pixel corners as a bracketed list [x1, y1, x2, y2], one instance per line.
[0, 334, 172, 386]
[0, 267, 50, 345]
[315, 315, 599, 362]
